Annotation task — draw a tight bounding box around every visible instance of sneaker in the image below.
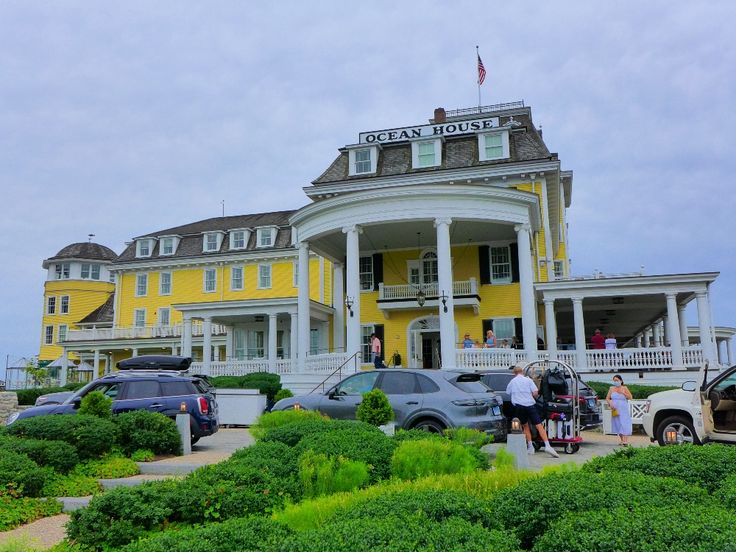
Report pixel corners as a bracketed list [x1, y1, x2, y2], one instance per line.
[527, 445, 536, 455]
[544, 446, 560, 458]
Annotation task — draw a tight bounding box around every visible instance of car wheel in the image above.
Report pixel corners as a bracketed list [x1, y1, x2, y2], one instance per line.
[412, 419, 446, 433]
[191, 436, 200, 446]
[656, 415, 700, 446]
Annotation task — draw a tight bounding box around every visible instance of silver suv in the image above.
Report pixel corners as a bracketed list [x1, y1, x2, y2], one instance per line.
[272, 369, 506, 441]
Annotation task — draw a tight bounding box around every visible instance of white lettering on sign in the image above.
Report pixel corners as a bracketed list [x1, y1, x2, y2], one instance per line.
[359, 117, 500, 144]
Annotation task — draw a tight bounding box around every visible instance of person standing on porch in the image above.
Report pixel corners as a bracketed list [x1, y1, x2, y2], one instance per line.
[605, 333, 617, 350]
[463, 333, 474, 349]
[506, 365, 559, 458]
[370, 333, 383, 369]
[606, 374, 633, 446]
[485, 329, 497, 348]
[591, 328, 605, 349]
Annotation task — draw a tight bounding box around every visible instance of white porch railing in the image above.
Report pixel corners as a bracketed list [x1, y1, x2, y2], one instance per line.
[190, 352, 353, 377]
[193, 359, 271, 377]
[66, 323, 228, 342]
[305, 352, 351, 373]
[379, 279, 477, 301]
[455, 348, 529, 369]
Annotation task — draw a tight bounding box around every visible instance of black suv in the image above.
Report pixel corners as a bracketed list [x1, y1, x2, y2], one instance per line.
[6, 356, 219, 444]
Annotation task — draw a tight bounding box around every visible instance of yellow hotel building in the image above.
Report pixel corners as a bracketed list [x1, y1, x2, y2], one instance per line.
[43, 102, 730, 389]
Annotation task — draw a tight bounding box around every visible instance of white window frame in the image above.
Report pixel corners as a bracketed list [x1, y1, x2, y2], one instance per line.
[81, 263, 90, 279]
[55, 263, 70, 280]
[231, 266, 244, 291]
[44, 325, 54, 345]
[478, 130, 510, 162]
[203, 232, 220, 253]
[134, 308, 146, 328]
[493, 318, 515, 341]
[361, 325, 375, 363]
[158, 307, 170, 327]
[58, 324, 68, 344]
[60, 295, 69, 314]
[347, 145, 379, 176]
[47, 296, 56, 315]
[136, 239, 153, 258]
[135, 273, 148, 297]
[359, 256, 373, 291]
[553, 260, 565, 279]
[160, 237, 175, 256]
[159, 271, 172, 295]
[91, 264, 100, 280]
[411, 138, 442, 169]
[490, 245, 512, 284]
[229, 229, 248, 250]
[258, 264, 272, 289]
[203, 268, 217, 293]
[256, 228, 275, 248]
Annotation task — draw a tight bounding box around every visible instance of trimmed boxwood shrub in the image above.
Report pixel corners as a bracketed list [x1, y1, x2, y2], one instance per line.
[7, 414, 119, 459]
[74, 455, 139, 479]
[250, 409, 329, 441]
[491, 471, 709, 547]
[0, 436, 79, 473]
[209, 372, 281, 402]
[392, 428, 446, 444]
[534, 505, 736, 551]
[261, 418, 380, 447]
[0, 449, 52, 497]
[67, 480, 180, 548]
[391, 439, 481, 480]
[114, 410, 181, 455]
[41, 473, 101, 497]
[0, 495, 63, 531]
[355, 389, 393, 426]
[717, 473, 736, 509]
[118, 516, 293, 552]
[78, 390, 112, 419]
[14, 383, 84, 406]
[296, 426, 397, 482]
[582, 443, 736, 493]
[331, 488, 499, 529]
[273, 388, 294, 403]
[280, 514, 520, 552]
[229, 440, 301, 480]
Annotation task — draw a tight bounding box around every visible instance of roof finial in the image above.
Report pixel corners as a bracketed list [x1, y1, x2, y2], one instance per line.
[87, 233, 95, 243]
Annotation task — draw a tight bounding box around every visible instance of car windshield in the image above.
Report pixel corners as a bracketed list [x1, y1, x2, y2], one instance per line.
[64, 381, 97, 403]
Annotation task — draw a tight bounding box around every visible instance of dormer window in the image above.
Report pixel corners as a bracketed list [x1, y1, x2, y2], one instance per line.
[478, 131, 510, 162]
[55, 263, 70, 280]
[230, 229, 249, 250]
[347, 145, 379, 176]
[202, 232, 224, 253]
[257, 228, 275, 248]
[161, 238, 174, 255]
[136, 239, 153, 258]
[411, 138, 442, 169]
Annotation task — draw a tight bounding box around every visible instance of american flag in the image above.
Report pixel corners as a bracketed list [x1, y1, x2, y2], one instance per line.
[477, 53, 486, 86]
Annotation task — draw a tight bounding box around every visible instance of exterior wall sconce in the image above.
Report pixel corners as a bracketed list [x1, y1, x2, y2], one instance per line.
[416, 289, 426, 307]
[665, 429, 678, 445]
[440, 291, 449, 313]
[345, 296, 354, 317]
[511, 417, 522, 434]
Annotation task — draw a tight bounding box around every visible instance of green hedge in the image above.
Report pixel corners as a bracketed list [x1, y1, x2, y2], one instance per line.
[41, 473, 101, 497]
[491, 470, 709, 547]
[391, 439, 480, 480]
[118, 516, 293, 552]
[74, 455, 139, 479]
[0, 495, 63, 531]
[717, 473, 736, 510]
[114, 411, 181, 455]
[7, 414, 119, 460]
[250, 409, 329, 441]
[0, 436, 79, 474]
[229, 440, 301, 480]
[261, 419, 379, 447]
[280, 515, 520, 552]
[582, 443, 736, 493]
[585, 380, 676, 399]
[209, 372, 281, 402]
[14, 383, 84, 405]
[534, 505, 736, 551]
[0, 449, 52, 498]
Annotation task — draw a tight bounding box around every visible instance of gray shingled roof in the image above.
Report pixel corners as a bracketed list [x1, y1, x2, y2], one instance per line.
[115, 211, 296, 263]
[313, 112, 551, 185]
[47, 242, 118, 262]
[77, 294, 115, 325]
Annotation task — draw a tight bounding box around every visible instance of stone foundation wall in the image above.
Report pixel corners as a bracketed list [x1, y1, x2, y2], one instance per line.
[0, 392, 20, 424]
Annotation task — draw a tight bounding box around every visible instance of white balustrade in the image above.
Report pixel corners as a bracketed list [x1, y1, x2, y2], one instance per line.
[455, 348, 529, 370]
[305, 352, 351, 373]
[66, 323, 228, 342]
[379, 279, 477, 301]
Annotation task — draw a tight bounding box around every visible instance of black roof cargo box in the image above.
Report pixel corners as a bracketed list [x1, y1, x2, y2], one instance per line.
[117, 355, 192, 371]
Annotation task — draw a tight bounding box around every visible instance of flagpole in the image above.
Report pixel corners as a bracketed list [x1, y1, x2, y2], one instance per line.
[476, 45, 481, 107]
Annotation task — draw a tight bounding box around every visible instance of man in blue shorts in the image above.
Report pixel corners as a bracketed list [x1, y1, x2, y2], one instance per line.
[506, 365, 559, 458]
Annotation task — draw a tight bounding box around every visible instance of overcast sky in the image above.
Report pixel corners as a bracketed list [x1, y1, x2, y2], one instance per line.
[1, 1, 734, 377]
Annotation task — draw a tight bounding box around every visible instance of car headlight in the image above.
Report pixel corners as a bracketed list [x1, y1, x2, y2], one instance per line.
[643, 400, 651, 414]
[6, 412, 19, 426]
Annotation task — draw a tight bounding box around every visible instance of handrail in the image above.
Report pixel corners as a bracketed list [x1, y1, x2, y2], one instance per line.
[309, 351, 361, 395]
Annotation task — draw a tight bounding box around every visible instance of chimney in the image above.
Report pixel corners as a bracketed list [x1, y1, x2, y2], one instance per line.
[433, 107, 446, 124]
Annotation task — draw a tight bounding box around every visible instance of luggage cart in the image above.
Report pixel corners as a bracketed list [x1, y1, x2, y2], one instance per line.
[523, 359, 583, 454]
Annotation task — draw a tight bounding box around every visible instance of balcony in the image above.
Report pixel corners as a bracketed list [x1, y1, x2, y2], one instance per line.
[377, 279, 480, 315]
[65, 323, 227, 343]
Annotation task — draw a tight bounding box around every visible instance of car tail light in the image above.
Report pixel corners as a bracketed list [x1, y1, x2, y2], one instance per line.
[452, 399, 483, 407]
[197, 396, 209, 414]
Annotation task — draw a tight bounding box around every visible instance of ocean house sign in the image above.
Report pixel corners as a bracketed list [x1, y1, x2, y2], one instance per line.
[359, 116, 500, 144]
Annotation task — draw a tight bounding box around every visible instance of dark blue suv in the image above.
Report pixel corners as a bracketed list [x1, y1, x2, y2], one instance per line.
[6, 356, 219, 444]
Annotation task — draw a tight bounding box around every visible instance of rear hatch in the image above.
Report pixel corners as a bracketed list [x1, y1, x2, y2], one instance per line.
[444, 372, 503, 416]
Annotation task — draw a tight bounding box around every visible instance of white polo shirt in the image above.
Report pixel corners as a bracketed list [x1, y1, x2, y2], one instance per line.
[506, 375, 538, 407]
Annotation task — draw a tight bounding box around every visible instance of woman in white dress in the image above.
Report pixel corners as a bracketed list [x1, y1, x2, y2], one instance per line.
[606, 374, 633, 446]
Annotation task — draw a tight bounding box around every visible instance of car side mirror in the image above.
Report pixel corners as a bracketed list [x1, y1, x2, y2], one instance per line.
[72, 397, 82, 409]
[681, 381, 697, 392]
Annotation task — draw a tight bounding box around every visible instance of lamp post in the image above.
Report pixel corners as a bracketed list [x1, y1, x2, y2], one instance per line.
[416, 289, 426, 307]
[345, 296, 354, 317]
[439, 291, 449, 313]
[507, 417, 529, 469]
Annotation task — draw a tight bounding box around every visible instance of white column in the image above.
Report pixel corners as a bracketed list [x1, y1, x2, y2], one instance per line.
[213, 346, 220, 362]
[697, 292, 715, 364]
[132, 348, 139, 357]
[171, 346, 177, 356]
[678, 305, 688, 347]
[202, 317, 212, 373]
[290, 312, 298, 361]
[93, 349, 100, 378]
[515, 224, 538, 357]
[332, 261, 345, 352]
[297, 242, 311, 372]
[727, 338, 733, 365]
[643, 328, 651, 348]
[635, 335, 642, 347]
[666, 293, 683, 368]
[572, 298, 586, 369]
[182, 315, 193, 357]
[435, 217, 456, 369]
[225, 326, 233, 360]
[60, 348, 69, 386]
[344, 226, 362, 360]
[653, 323, 661, 348]
[544, 299, 557, 360]
[268, 313, 278, 372]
